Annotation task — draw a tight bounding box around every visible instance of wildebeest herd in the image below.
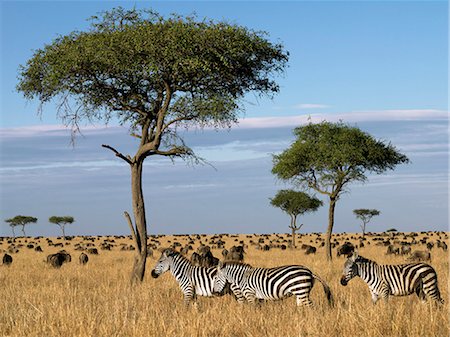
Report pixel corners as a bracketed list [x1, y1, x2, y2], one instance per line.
[1, 231, 447, 308]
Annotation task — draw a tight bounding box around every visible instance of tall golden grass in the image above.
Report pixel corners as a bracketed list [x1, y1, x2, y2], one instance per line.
[0, 233, 448, 337]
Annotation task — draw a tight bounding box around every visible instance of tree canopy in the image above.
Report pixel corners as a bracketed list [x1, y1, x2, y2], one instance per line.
[5, 215, 37, 237]
[272, 121, 409, 198]
[272, 121, 409, 260]
[270, 189, 322, 219]
[17, 7, 289, 149]
[49, 216, 75, 225]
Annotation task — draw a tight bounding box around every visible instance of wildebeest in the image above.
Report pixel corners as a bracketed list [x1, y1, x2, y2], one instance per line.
[79, 252, 89, 265]
[87, 248, 99, 255]
[407, 250, 431, 262]
[191, 245, 219, 267]
[400, 245, 411, 255]
[437, 240, 448, 251]
[386, 244, 400, 255]
[47, 251, 72, 268]
[337, 242, 355, 257]
[223, 245, 245, 262]
[304, 245, 317, 255]
[2, 253, 13, 266]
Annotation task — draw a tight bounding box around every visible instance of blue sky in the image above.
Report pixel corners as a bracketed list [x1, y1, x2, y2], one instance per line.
[0, 1, 448, 236]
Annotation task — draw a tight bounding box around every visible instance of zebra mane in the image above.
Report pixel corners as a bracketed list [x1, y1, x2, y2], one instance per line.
[354, 255, 375, 264]
[222, 261, 253, 269]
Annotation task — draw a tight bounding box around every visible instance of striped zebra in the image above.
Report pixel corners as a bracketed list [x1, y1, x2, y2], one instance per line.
[213, 261, 333, 307]
[151, 248, 239, 306]
[340, 253, 444, 305]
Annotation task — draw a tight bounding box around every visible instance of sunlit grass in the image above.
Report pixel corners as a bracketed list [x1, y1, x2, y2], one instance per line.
[0, 233, 448, 337]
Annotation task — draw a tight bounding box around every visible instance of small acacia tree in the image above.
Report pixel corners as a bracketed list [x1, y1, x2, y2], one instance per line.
[5, 216, 38, 237]
[49, 216, 75, 239]
[272, 121, 409, 261]
[353, 209, 380, 238]
[270, 189, 322, 248]
[17, 7, 288, 283]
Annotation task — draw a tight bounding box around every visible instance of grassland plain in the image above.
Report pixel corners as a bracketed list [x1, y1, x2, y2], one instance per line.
[0, 233, 448, 337]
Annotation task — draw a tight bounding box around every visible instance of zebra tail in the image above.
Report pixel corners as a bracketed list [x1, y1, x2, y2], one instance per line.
[313, 273, 334, 308]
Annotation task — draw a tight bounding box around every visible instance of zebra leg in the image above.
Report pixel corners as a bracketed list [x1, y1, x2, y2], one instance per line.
[243, 290, 258, 305]
[294, 288, 313, 307]
[296, 294, 313, 307]
[183, 286, 195, 307]
[415, 281, 427, 303]
[230, 284, 245, 303]
[422, 278, 444, 305]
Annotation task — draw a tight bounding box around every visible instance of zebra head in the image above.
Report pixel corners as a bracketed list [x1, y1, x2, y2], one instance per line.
[213, 261, 228, 293]
[340, 252, 359, 286]
[151, 248, 176, 279]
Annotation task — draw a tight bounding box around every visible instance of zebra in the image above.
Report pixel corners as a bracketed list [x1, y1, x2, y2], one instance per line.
[151, 248, 240, 306]
[213, 261, 333, 307]
[340, 252, 444, 305]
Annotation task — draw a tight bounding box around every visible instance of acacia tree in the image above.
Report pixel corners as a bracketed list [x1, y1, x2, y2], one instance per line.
[270, 189, 322, 248]
[5, 216, 38, 237]
[353, 208, 380, 238]
[49, 216, 75, 240]
[272, 121, 409, 261]
[17, 8, 288, 282]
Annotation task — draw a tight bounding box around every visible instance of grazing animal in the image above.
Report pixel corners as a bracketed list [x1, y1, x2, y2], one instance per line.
[400, 245, 411, 255]
[304, 245, 317, 255]
[337, 242, 355, 257]
[340, 253, 443, 305]
[437, 241, 448, 251]
[87, 248, 98, 255]
[151, 248, 239, 306]
[191, 246, 219, 267]
[407, 250, 431, 262]
[386, 244, 400, 255]
[79, 252, 89, 265]
[47, 251, 71, 268]
[213, 261, 333, 307]
[224, 246, 245, 262]
[2, 253, 13, 266]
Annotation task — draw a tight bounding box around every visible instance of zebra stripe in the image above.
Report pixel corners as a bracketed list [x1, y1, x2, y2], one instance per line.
[151, 248, 238, 306]
[213, 262, 333, 307]
[340, 253, 444, 304]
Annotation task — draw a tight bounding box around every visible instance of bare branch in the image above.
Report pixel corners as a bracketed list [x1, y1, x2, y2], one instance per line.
[101, 144, 133, 165]
[124, 211, 140, 250]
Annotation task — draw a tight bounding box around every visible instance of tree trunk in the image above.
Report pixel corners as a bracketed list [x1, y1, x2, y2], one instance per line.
[325, 197, 336, 261]
[61, 225, 66, 240]
[292, 215, 298, 248]
[361, 223, 366, 238]
[21, 225, 26, 237]
[11, 226, 15, 238]
[130, 160, 148, 283]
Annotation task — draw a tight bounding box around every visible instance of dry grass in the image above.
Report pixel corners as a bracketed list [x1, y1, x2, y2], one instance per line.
[0, 233, 448, 337]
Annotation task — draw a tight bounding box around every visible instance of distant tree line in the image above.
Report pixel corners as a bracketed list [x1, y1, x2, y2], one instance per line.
[5, 215, 75, 238]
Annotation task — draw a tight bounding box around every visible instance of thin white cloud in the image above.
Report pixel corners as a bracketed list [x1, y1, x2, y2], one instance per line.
[163, 183, 218, 190]
[237, 109, 448, 129]
[1, 109, 447, 136]
[293, 103, 330, 109]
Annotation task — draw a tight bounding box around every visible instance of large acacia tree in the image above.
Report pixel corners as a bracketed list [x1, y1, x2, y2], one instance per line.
[272, 121, 409, 261]
[270, 190, 322, 248]
[17, 8, 288, 282]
